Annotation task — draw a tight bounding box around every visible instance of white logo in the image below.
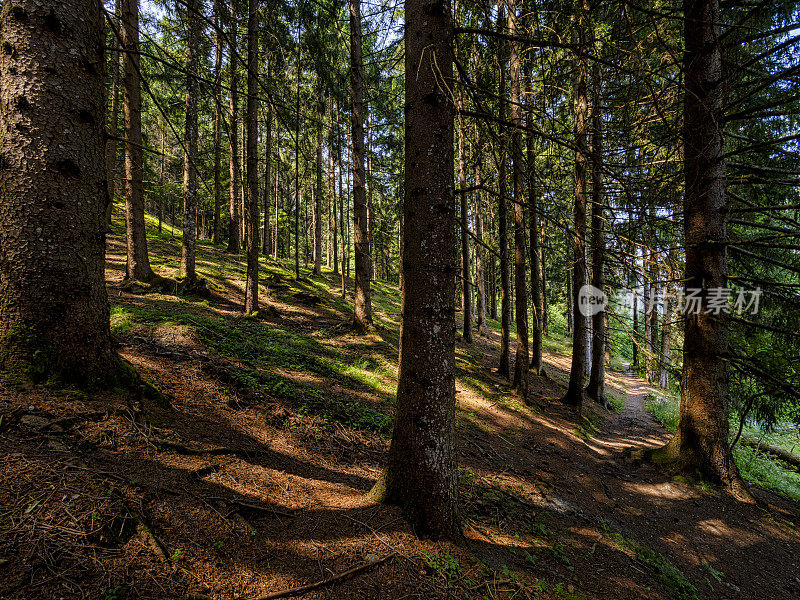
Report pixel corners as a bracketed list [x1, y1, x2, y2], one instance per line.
[578, 284, 607, 317]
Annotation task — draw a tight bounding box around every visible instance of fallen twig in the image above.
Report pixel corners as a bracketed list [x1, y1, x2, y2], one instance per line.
[246, 554, 395, 600]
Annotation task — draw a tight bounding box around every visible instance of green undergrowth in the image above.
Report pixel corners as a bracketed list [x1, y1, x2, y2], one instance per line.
[610, 532, 703, 600]
[644, 393, 800, 502]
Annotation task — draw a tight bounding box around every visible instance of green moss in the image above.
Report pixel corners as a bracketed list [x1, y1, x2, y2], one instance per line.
[0, 323, 55, 383]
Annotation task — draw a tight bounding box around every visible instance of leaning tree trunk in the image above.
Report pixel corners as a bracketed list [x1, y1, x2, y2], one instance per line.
[243, 0, 259, 313]
[227, 8, 240, 254]
[649, 0, 750, 500]
[564, 3, 590, 409]
[0, 0, 116, 385]
[508, 1, 528, 397]
[350, 0, 372, 329]
[586, 58, 607, 407]
[370, 0, 460, 540]
[181, 0, 200, 282]
[122, 0, 154, 281]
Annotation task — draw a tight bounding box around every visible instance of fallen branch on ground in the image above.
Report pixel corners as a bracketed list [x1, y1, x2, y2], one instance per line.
[246, 554, 395, 600]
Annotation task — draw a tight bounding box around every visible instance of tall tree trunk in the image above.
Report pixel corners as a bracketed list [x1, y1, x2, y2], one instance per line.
[649, 0, 749, 500]
[338, 99, 347, 296]
[274, 149, 280, 259]
[370, 0, 459, 539]
[263, 103, 272, 255]
[212, 0, 222, 244]
[0, 0, 116, 384]
[227, 9, 240, 254]
[294, 36, 301, 279]
[497, 5, 511, 378]
[331, 102, 340, 276]
[526, 64, 543, 374]
[508, 1, 528, 397]
[457, 95, 472, 343]
[541, 223, 548, 336]
[564, 3, 590, 409]
[121, 0, 153, 281]
[105, 0, 121, 229]
[243, 0, 259, 313]
[586, 58, 607, 407]
[351, 0, 372, 329]
[314, 127, 323, 276]
[181, 0, 200, 282]
[474, 130, 488, 336]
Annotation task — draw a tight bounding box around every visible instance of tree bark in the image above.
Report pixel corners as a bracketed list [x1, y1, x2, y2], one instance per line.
[121, 0, 153, 281]
[649, 0, 750, 500]
[331, 101, 339, 276]
[351, 0, 372, 329]
[564, 3, 590, 409]
[294, 36, 301, 279]
[263, 102, 272, 255]
[243, 0, 259, 313]
[212, 0, 222, 245]
[457, 94, 472, 344]
[586, 57, 607, 407]
[0, 0, 116, 385]
[105, 0, 121, 229]
[370, 0, 459, 540]
[314, 127, 323, 276]
[497, 5, 511, 378]
[181, 0, 200, 282]
[227, 9, 240, 254]
[474, 130, 488, 336]
[508, 1, 528, 397]
[525, 63, 543, 375]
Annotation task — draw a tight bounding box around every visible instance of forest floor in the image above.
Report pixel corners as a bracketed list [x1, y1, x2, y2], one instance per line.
[1, 207, 799, 600]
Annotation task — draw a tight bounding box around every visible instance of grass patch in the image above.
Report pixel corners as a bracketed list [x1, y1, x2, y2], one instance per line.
[611, 533, 702, 600]
[645, 393, 679, 433]
[645, 395, 800, 502]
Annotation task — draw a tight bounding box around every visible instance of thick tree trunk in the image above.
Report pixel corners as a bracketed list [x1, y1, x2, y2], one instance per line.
[370, 0, 459, 539]
[586, 58, 607, 407]
[212, 0, 222, 245]
[351, 0, 372, 329]
[565, 5, 590, 409]
[121, 0, 153, 281]
[243, 0, 259, 313]
[0, 0, 116, 384]
[227, 10, 240, 254]
[508, 1, 528, 397]
[181, 0, 200, 282]
[649, 0, 749, 500]
[525, 64, 543, 374]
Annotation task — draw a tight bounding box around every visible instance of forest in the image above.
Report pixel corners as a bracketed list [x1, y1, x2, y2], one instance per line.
[0, 0, 799, 598]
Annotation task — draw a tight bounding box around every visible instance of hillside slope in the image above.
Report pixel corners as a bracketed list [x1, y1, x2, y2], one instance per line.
[1, 210, 799, 600]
